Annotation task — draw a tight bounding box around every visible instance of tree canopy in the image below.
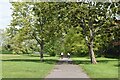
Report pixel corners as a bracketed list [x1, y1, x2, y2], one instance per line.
[4, 1, 120, 63]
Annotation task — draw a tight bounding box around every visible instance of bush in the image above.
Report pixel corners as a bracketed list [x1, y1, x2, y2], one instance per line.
[49, 52, 56, 56]
[1, 50, 13, 54]
[97, 45, 119, 58]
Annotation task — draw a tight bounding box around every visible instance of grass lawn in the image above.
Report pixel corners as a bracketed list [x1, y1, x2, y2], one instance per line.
[1, 54, 58, 78]
[72, 57, 119, 79]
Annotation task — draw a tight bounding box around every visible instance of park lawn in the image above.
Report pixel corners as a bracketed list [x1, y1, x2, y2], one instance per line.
[1, 54, 58, 78]
[72, 57, 119, 79]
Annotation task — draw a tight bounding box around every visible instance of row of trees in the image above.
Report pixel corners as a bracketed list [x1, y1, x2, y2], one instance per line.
[2, 1, 119, 64]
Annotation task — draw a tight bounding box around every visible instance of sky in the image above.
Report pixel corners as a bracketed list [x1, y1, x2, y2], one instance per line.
[0, 0, 12, 29]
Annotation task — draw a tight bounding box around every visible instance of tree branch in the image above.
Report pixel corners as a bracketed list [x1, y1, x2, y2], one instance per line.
[82, 19, 89, 46]
[31, 32, 41, 45]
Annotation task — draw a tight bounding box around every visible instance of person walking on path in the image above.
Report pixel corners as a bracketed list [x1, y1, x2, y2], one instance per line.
[67, 53, 70, 59]
[60, 52, 64, 59]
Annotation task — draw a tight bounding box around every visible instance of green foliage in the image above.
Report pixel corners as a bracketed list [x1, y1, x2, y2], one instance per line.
[1, 50, 12, 54]
[4, 2, 119, 59]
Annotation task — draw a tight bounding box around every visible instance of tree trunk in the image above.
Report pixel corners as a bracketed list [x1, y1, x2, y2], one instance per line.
[82, 19, 97, 64]
[88, 44, 97, 64]
[88, 30, 97, 64]
[89, 21, 97, 64]
[40, 39, 44, 62]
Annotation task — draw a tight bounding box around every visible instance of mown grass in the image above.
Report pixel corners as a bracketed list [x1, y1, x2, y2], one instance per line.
[1, 54, 58, 78]
[1, 54, 119, 79]
[72, 57, 119, 79]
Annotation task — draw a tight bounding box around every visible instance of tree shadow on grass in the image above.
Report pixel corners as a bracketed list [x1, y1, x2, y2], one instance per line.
[2, 58, 118, 65]
[114, 64, 120, 67]
[72, 59, 118, 65]
[28, 55, 52, 57]
[2, 59, 59, 64]
[72, 60, 90, 65]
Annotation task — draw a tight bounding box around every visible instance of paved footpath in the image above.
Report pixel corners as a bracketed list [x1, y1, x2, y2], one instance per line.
[45, 58, 90, 79]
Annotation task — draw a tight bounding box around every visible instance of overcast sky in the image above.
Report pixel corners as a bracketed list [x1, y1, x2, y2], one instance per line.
[0, 0, 12, 29]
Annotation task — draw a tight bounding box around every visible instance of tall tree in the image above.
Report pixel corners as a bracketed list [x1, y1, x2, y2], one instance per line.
[67, 2, 118, 64]
[8, 2, 119, 63]
[9, 2, 67, 61]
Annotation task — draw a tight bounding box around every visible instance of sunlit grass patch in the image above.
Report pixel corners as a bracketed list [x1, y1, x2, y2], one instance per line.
[2, 54, 57, 78]
[72, 57, 118, 78]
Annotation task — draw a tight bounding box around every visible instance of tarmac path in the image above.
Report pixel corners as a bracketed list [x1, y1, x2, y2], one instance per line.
[45, 58, 90, 80]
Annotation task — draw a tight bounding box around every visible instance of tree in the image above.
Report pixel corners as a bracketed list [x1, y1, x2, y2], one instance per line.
[8, 2, 119, 63]
[67, 2, 119, 64]
[9, 3, 63, 61]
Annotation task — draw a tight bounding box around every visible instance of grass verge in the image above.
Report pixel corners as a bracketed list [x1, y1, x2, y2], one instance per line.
[72, 57, 119, 79]
[1, 54, 58, 78]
